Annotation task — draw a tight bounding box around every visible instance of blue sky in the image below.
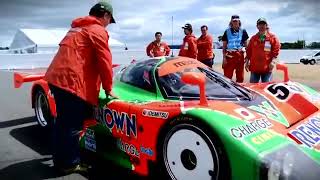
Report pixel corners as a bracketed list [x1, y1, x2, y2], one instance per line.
[0, 0, 319, 48]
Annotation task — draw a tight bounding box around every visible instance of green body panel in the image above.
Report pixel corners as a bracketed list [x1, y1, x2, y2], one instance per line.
[104, 80, 163, 102]
[185, 109, 295, 180]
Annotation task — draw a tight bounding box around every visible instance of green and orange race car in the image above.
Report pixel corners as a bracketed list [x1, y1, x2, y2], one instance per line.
[14, 56, 320, 180]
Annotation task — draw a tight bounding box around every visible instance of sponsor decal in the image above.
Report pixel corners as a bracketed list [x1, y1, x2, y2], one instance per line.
[289, 116, 320, 148]
[173, 60, 197, 67]
[251, 131, 276, 145]
[248, 101, 289, 127]
[142, 109, 169, 119]
[265, 83, 304, 102]
[96, 108, 137, 137]
[117, 140, 140, 157]
[140, 146, 154, 156]
[234, 108, 255, 120]
[84, 129, 96, 152]
[230, 119, 273, 139]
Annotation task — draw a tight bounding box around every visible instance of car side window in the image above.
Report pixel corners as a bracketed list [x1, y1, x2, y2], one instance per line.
[120, 59, 157, 93]
[314, 52, 320, 57]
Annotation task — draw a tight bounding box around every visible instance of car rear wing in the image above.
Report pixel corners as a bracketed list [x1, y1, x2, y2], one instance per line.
[13, 64, 120, 89]
[14, 72, 44, 88]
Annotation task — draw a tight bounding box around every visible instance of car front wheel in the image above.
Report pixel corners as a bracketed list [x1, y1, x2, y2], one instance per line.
[158, 121, 229, 180]
[310, 59, 316, 65]
[34, 90, 53, 128]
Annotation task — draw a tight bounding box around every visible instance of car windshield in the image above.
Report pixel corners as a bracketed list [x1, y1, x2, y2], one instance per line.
[157, 58, 252, 100]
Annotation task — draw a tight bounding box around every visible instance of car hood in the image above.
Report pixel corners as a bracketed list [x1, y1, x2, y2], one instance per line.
[183, 81, 320, 164]
[302, 55, 312, 59]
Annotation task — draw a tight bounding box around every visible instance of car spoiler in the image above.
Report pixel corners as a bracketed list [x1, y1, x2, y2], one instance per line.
[14, 64, 120, 88]
[14, 73, 44, 88]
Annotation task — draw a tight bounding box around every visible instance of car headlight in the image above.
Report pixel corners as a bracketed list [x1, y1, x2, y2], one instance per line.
[259, 144, 320, 180]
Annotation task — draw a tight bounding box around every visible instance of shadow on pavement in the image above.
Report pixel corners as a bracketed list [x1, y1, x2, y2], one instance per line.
[6, 118, 148, 180]
[0, 116, 35, 129]
[10, 122, 51, 156]
[0, 158, 62, 180]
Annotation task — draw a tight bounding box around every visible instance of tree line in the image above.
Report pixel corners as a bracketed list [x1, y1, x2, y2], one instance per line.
[280, 40, 320, 49]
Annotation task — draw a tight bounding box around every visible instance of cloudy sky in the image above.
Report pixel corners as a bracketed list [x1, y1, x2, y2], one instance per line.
[0, 0, 319, 48]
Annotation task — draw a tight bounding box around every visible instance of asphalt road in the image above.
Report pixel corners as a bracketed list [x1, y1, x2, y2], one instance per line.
[0, 70, 143, 180]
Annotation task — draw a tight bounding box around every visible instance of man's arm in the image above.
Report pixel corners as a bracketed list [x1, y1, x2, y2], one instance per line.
[146, 42, 153, 57]
[164, 43, 171, 56]
[90, 30, 113, 93]
[242, 29, 249, 49]
[221, 30, 228, 60]
[189, 39, 198, 59]
[271, 36, 281, 59]
[269, 35, 281, 71]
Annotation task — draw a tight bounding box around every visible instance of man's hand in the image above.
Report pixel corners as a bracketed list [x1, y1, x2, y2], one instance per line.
[269, 58, 278, 72]
[106, 91, 119, 99]
[245, 59, 250, 72]
[222, 57, 227, 69]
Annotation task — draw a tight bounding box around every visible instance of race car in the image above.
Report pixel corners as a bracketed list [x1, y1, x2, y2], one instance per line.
[14, 56, 320, 180]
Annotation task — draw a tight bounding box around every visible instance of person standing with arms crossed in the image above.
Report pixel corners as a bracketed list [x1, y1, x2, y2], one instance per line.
[146, 32, 171, 57]
[44, 1, 116, 174]
[222, 15, 249, 83]
[197, 25, 214, 67]
[179, 23, 197, 59]
[245, 18, 280, 83]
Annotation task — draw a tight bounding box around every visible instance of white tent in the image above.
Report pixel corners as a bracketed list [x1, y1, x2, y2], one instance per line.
[10, 28, 125, 54]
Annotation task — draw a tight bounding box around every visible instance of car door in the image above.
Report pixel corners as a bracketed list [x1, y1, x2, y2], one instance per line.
[314, 52, 320, 62]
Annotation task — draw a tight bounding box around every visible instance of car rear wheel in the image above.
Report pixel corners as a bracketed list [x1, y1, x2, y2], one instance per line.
[34, 90, 53, 128]
[158, 121, 230, 180]
[310, 59, 316, 65]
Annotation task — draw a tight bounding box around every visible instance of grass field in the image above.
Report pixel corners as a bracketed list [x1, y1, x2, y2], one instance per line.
[212, 64, 320, 90]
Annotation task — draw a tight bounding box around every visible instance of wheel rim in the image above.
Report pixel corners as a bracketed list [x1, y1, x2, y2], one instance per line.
[164, 126, 219, 180]
[35, 92, 49, 127]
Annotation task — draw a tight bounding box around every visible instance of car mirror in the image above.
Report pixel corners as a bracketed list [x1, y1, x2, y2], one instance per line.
[276, 63, 290, 82]
[181, 72, 208, 106]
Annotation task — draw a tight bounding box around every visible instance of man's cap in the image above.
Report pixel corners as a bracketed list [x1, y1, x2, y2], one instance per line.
[90, 1, 116, 23]
[182, 23, 192, 30]
[231, 15, 240, 21]
[257, 17, 267, 24]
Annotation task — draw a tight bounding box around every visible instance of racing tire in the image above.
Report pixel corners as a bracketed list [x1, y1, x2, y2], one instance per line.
[34, 89, 53, 129]
[156, 120, 230, 180]
[310, 59, 316, 65]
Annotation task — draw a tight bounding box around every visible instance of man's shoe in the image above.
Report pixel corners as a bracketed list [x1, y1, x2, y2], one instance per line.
[62, 164, 88, 175]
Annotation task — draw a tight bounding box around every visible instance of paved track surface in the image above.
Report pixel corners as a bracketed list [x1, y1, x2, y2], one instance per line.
[0, 71, 142, 180]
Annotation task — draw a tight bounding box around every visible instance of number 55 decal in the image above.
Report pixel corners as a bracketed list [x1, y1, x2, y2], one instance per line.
[267, 84, 290, 101]
[266, 83, 303, 101]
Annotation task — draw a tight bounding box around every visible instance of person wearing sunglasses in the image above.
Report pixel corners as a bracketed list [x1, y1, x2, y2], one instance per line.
[221, 15, 249, 83]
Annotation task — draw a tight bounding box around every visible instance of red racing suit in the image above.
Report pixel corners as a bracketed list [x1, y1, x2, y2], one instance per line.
[44, 16, 113, 105]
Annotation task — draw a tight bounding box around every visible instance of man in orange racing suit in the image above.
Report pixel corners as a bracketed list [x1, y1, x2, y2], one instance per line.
[179, 23, 197, 59]
[197, 25, 214, 67]
[245, 17, 281, 83]
[146, 32, 171, 57]
[44, 1, 115, 174]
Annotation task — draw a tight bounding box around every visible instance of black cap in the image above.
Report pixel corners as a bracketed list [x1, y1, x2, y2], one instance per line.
[231, 15, 240, 21]
[182, 23, 192, 30]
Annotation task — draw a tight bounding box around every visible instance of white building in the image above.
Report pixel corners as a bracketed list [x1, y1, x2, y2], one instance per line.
[9, 28, 125, 54]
